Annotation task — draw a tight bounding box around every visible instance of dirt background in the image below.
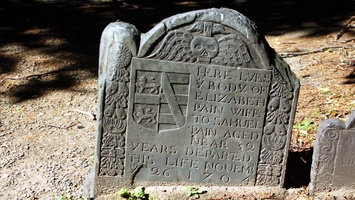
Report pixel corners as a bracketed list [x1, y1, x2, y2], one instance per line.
[0, 0, 354, 199]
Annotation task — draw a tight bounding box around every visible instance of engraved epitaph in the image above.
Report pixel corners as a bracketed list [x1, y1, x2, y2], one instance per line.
[83, 8, 300, 197]
[309, 109, 355, 194]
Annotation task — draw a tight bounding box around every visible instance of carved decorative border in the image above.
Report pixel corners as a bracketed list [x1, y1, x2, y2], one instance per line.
[256, 68, 294, 185]
[314, 128, 340, 186]
[99, 43, 132, 177]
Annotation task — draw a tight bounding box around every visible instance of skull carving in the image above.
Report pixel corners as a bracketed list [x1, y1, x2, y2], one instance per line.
[191, 36, 219, 63]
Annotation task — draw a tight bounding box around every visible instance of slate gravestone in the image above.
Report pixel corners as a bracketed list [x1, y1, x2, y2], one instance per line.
[83, 8, 300, 197]
[309, 109, 355, 195]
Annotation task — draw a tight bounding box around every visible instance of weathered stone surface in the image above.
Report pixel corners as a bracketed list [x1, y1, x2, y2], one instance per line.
[309, 109, 355, 195]
[83, 8, 300, 197]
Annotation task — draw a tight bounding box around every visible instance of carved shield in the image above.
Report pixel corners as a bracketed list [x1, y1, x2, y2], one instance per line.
[131, 58, 190, 132]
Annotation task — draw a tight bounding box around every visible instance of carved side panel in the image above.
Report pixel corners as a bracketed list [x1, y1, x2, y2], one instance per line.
[314, 128, 340, 186]
[256, 68, 294, 185]
[99, 43, 132, 176]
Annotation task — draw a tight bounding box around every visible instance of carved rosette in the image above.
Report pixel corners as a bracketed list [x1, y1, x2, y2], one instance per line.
[314, 128, 339, 186]
[256, 68, 294, 185]
[99, 43, 132, 176]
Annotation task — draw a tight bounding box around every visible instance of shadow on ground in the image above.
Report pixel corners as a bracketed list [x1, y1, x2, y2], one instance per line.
[284, 148, 314, 188]
[0, 0, 353, 101]
[344, 71, 355, 84]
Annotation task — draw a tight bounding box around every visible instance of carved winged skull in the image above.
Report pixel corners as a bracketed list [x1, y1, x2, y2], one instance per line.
[149, 27, 252, 67]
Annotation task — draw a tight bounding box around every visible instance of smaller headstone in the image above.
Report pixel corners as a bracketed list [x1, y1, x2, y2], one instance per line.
[309, 109, 355, 194]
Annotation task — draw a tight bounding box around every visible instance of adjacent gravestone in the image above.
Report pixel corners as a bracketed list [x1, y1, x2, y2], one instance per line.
[83, 8, 300, 197]
[309, 109, 355, 195]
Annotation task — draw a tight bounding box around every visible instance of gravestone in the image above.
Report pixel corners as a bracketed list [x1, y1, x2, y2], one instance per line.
[83, 8, 300, 197]
[309, 109, 355, 195]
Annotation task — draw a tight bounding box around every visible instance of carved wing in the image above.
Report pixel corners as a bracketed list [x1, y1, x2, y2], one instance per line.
[213, 35, 251, 67]
[149, 30, 196, 62]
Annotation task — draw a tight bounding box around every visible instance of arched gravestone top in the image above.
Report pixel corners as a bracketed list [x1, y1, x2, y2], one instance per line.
[83, 8, 300, 197]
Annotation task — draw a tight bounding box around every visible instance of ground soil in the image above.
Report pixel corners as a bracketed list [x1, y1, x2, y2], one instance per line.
[0, 0, 354, 199]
